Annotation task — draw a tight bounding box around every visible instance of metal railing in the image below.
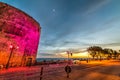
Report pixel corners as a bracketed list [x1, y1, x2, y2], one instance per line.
[0, 67, 43, 80]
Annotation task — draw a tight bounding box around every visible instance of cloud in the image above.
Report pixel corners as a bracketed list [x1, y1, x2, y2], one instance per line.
[100, 43, 120, 47]
[39, 0, 112, 49]
[39, 53, 55, 56]
[83, 0, 111, 16]
[37, 52, 66, 58]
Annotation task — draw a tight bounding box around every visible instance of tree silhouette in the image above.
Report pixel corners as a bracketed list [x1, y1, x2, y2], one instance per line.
[87, 46, 120, 60]
[87, 46, 102, 60]
[113, 50, 120, 59]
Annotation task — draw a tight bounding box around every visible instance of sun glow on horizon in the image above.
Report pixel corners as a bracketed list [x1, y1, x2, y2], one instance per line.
[58, 51, 91, 58]
[72, 52, 90, 58]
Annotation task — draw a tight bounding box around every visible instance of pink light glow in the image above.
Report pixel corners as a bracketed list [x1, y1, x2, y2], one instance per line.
[16, 46, 19, 49]
[0, 2, 41, 67]
[9, 45, 13, 49]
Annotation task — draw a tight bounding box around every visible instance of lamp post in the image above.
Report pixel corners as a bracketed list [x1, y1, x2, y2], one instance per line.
[87, 52, 89, 63]
[65, 51, 72, 78]
[21, 50, 26, 66]
[6, 45, 19, 69]
[66, 51, 72, 65]
[67, 51, 69, 61]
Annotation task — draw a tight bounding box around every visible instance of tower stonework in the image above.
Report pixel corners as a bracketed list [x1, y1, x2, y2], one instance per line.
[0, 2, 40, 67]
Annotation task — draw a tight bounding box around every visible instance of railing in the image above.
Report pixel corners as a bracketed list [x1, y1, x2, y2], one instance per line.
[0, 72, 41, 80]
[0, 63, 69, 80]
[0, 67, 43, 80]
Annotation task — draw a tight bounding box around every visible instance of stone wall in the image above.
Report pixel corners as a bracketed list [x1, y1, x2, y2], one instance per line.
[0, 2, 40, 67]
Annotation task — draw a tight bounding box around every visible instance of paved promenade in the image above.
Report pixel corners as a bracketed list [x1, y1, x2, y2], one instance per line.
[0, 60, 120, 80]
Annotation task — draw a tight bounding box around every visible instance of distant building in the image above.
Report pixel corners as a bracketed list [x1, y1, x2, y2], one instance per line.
[0, 2, 41, 67]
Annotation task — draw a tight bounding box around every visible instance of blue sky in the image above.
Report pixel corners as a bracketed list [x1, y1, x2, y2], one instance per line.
[1, 0, 120, 58]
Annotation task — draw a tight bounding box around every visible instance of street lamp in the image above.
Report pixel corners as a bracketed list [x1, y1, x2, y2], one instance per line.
[6, 45, 19, 69]
[21, 49, 26, 66]
[66, 51, 72, 65]
[87, 52, 89, 63]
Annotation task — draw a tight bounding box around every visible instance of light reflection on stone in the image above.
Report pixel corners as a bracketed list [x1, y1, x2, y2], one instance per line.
[0, 2, 41, 67]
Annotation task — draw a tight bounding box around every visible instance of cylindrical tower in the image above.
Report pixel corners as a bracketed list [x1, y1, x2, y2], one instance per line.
[0, 2, 41, 67]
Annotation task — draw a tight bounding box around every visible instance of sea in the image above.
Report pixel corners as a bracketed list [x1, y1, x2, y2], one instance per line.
[36, 58, 88, 62]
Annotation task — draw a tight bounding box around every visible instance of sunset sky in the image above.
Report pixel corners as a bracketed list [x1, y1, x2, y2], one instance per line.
[1, 0, 120, 58]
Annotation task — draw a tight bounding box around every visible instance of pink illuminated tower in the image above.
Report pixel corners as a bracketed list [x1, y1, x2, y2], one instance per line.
[0, 2, 41, 67]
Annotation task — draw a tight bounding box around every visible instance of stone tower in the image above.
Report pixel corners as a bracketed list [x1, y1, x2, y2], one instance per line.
[0, 2, 40, 67]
